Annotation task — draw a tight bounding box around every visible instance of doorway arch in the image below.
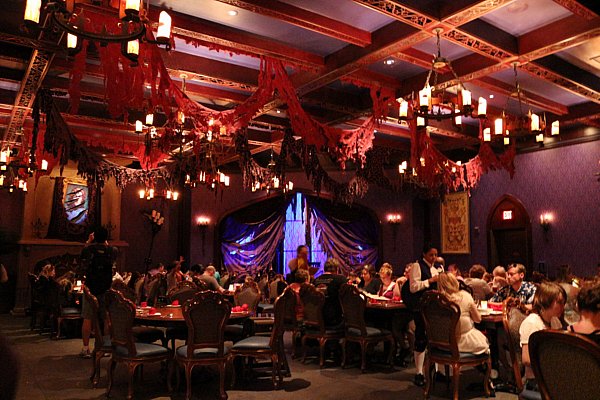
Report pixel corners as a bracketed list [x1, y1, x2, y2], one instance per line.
[487, 194, 533, 272]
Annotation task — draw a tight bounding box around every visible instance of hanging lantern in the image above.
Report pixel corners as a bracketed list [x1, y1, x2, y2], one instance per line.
[145, 112, 154, 126]
[67, 33, 78, 50]
[398, 99, 408, 118]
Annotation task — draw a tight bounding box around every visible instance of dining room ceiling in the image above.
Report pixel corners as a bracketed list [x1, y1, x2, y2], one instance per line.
[0, 0, 598, 169]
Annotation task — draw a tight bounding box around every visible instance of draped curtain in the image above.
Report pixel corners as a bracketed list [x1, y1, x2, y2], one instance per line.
[306, 197, 378, 275]
[220, 196, 289, 274]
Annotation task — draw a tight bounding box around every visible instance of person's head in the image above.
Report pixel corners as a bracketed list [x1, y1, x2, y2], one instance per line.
[93, 226, 109, 243]
[296, 245, 309, 260]
[507, 263, 526, 287]
[447, 263, 462, 277]
[167, 261, 180, 272]
[422, 244, 438, 265]
[190, 263, 203, 274]
[361, 265, 376, 282]
[576, 279, 600, 315]
[379, 263, 393, 282]
[295, 269, 309, 284]
[492, 266, 506, 278]
[41, 264, 55, 278]
[205, 265, 216, 276]
[435, 257, 445, 268]
[324, 258, 340, 274]
[154, 262, 165, 273]
[531, 271, 548, 284]
[438, 272, 460, 296]
[532, 282, 566, 319]
[483, 272, 493, 283]
[469, 264, 487, 279]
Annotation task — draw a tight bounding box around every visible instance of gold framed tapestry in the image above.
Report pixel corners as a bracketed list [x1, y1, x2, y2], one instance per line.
[441, 191, 470, 254]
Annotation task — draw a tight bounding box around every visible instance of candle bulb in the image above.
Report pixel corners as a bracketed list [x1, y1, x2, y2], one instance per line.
[461, 89, 471, 107]
[494, 118, 503, 135]
[24, 0, 42, 23]
[416, 117, 425, 127]
[551, 120, 559, 135]
[536, 133, 544, 143]
[166, 190, 172, 199]
[126, 40, 139, 56]
[454, 111, 462, 125]
[172, 191, 179, 201]
[145, 112, 154, 126]
[531, 113, 540, 131]
[477, 97, 487, 117]
[156, 11, 172, 43]
[41, 159, 48, 171]
[135, 120, 143, 133]
[399, 99, 408, 118]
[138, 189, 145, 199]
[419, 86, 431, 109]
[67, 33, 78, 50]
[483, 127, 491, 142]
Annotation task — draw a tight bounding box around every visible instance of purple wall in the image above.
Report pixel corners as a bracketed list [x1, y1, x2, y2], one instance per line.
[442, 140, 600, 278]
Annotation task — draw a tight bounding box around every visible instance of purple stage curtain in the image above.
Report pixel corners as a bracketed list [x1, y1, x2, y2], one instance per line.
[307, 197, 378, 274]
[220, 197, 288, 274]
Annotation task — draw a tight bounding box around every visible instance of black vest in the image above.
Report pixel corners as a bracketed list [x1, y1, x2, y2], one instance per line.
[401, 259, 437, 310]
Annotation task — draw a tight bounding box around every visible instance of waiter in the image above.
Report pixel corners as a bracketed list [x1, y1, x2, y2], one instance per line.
[403, 244, 443, 387]
[286, 245, 309, 284]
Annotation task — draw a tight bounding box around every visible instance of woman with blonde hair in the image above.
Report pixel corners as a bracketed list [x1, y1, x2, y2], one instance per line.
[437, 272, 489, 354]
[378, 263, 396, 299]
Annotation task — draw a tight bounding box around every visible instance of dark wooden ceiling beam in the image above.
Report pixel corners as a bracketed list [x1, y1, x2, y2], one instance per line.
[213, 0, 371, 47]
[517, 15, 600, 62]
[146, 7, 324, 70]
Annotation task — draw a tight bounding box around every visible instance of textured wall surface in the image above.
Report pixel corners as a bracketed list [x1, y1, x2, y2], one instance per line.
[443, 140, 600, 277]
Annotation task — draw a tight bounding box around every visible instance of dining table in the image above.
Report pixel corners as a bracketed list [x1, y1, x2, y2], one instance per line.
[134, 306, 251, 328]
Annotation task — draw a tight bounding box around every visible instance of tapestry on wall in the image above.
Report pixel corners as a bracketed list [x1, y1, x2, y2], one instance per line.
[441, 191, 470, 254]
[47, 177, 98, 242]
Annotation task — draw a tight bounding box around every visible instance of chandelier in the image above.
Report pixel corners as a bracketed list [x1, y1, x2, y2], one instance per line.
[251, 147, 293, 194]
[483, 64, 559, 145]
[24, 0, 172, 64]
[397, 29, 487, 127]
[0, 146, 49, 193]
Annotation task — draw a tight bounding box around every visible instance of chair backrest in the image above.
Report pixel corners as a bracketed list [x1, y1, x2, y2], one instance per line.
[112, 280, 137, 304]
[105, 288, 137, 356]
[134, 276, 145, 304]
[168, 287, 198, 305]
[299, 284, 326, 334]
[530, 330, 600, 400]
[339, 284, 367, 336]
[420, 291, 461, 359]
[83, 286, 105, 350]
[234, 282, 261, 313]
[271, 288, 295, 349]
[502, 297, 528, 392]
[183, 291, 231, 358]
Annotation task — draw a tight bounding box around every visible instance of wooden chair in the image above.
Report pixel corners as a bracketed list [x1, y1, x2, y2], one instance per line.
[47, 279, 82, 339]
[502, 297, 529, 393]
[420, 291, 492, 400]
[229, 288, 293, 389]
[83, 286, 112, 388]
[166, 286, 199, 350]
[300, 284, 344, 368]
[105, 289, 171, 400]
[529, 330, 600, 400]
[338, 284, 395, 372]
[175, 291, 231, 400]
[234, 282, 261, 314]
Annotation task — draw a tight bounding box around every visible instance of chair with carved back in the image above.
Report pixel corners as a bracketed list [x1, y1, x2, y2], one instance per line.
[502, 297, 529, 393]
[229, 287, 294, 389]
[105, 288, 171, 400]
[338, 284, 395, 372]
[175, 291, 231, 400]
[47, 278, 82, 339]
[420, 291, 492, 400]
[165, 283, 199, 350]
[529, 330, 600, 400]
[112, 279, 167, 347]
[83, 286, 112, 388]
[300, 284, 344, 368]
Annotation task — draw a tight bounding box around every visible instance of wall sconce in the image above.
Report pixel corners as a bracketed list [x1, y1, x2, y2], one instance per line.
[387, 213, 402, 250]
[387, 214, 402, 224]
[539, 213, 553, 231]
[196, 216, 211, 255]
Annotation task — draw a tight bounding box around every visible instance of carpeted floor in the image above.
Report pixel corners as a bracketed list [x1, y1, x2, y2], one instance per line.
[0, 314, 516, 399]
